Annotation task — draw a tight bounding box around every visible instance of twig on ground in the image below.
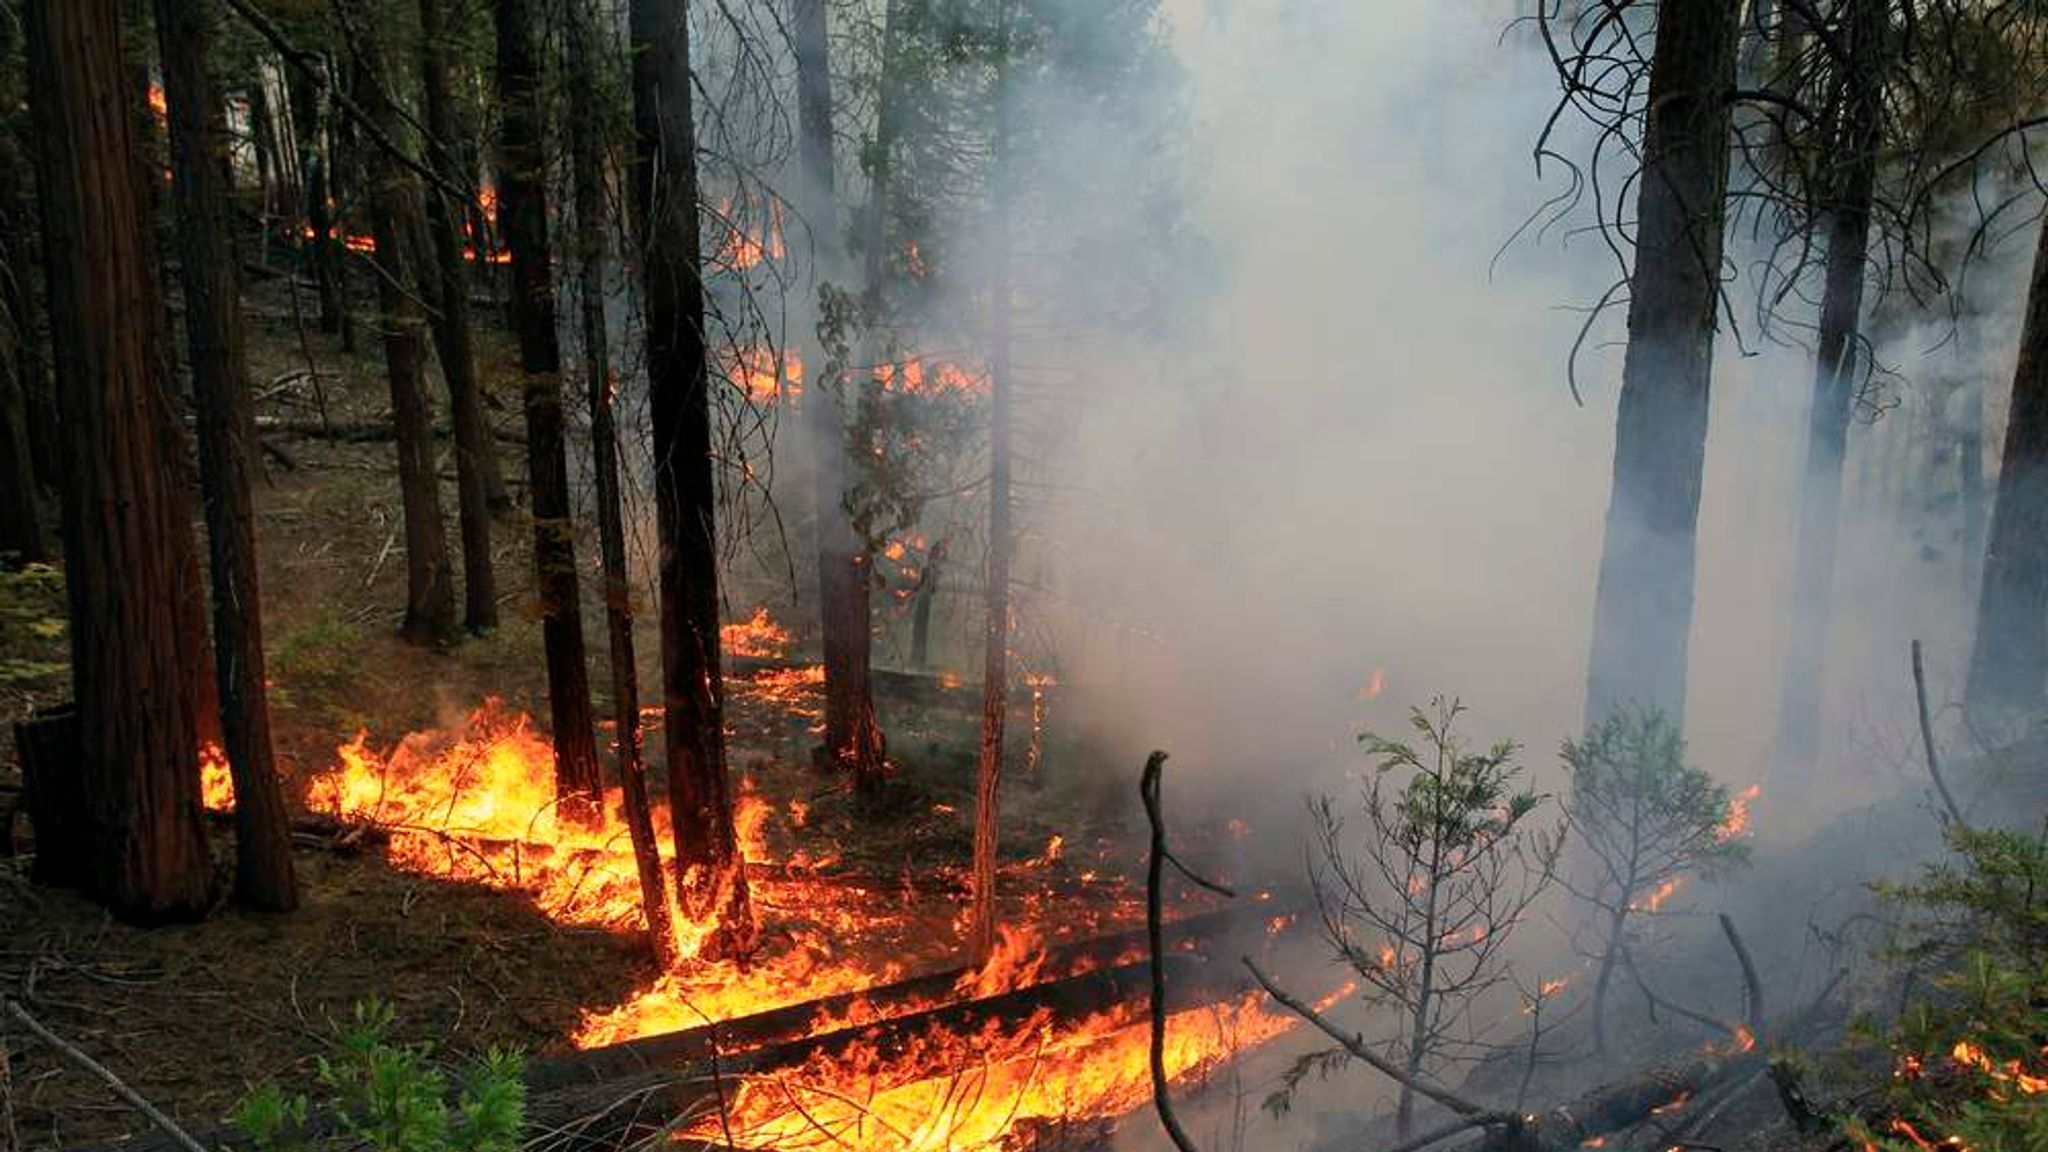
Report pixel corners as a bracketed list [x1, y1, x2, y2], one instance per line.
[1, 999, 209, 1152]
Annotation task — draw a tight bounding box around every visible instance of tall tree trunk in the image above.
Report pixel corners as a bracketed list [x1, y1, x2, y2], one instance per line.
[26, 0, 216, 921]
[631, 0, 755, 958]
[0, 270, 45, 564]
[155, 0, 298, 913]
[284, 61, 345, 335]
[1775, 0, 1884, 772]
[352, 18, 458, 645]
[1582, 0, 1740, 728]
[419, 0, 502, 634]
[567, 0, 672, 963]
[494, 0, 605, 817]
[0, 6, 58, 498]
[804, 0, 886, 794]
[1965, 218, 2048, 719]
[970, 21, 1017, 966]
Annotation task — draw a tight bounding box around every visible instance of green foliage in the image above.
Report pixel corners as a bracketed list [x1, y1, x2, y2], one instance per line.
[234, 999, 525, 1152]
[1848, 824, 2048, 1152]
[0, 562, 66, 687]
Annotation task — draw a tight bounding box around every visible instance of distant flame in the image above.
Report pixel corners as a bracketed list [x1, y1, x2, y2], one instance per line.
[1360, 667, 1386, 702]
[1716, 784, 1761, 843]
[724, 606, 794, 658]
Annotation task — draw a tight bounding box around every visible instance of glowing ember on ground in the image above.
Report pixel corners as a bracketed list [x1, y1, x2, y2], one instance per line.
[1951, 1040, 2048, 1095]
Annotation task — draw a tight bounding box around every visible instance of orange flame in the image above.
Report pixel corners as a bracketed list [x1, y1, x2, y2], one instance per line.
[723, 606, 794, 659]
[1952, 1040, 2048, 1095]
[1717, 784, 1761, 843]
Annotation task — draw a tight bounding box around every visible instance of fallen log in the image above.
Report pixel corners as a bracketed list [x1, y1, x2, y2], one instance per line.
[526, 901, 1279, 1093]
[251, 416, 526, 448]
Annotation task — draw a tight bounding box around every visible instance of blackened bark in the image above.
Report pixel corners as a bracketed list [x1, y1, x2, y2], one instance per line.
[1966, 218, 2048, 717]
[353, 17, 458, 645]
[631, 0, 755, 957]
[1582, 0, 1740, 727]
[26, 0, 216, 921]
[155, 0, 298, 912]
[800, 0, 886, 794]
[567, 0, 672, 962]
[419, 0, 501, 634]
[493, 0, 604, 816]
[970, 27, 1017, 966]
[1776, 0, 1884, 770]
[284, 62, 344, 335]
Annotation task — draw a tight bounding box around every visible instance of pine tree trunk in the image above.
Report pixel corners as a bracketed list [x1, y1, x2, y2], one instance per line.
[1775, 0, 1884, 771]
[25, 0, 216, 921]
[1966, 218, 2048, 718]
[631, 0, 754, 958]
[1582, 0, 1740, 727]
[352, 20, 458, 645]
[284, 63, 344, 335]
[0, 11, 58, 497]
[801, 0, 886, 794]
[419, 0, 502, 634]
[566, 0, 672, 963]
[970, 25, 1018, 966]
[154, 0, 298, 913]
[494, 0, 603, 817]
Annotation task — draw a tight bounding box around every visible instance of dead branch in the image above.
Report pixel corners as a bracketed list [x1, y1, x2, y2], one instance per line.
[2, 1000, 208, 1152]
[1910, 640, 1966, 827]
[1142, 751, 1235, 1152]
[1717, 915, 1764, 1039]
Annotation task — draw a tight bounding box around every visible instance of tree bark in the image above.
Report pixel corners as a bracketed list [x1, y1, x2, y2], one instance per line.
[631, 0, 755, 957]
[494, 0, 605, 817]
[283, 62, 345, 335]
[155, 0, 299, 913]
[566, 0, 672, 964]
[1582, 0, 1740, 728]
[26, 0, 216, 921]
[969, 20, 1017, 966]
[351, 17, 458, 645]
[419, 0, 502, 634]
[803, 0, 887, 794]
[1775, 0, 1884, 772]
[0, 10, 58, 497]
[1966, 217, 2048, 718]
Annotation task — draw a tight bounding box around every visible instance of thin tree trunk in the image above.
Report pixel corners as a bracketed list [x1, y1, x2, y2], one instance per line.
[154, 0, 298, 913]
[1966, 218, 2048, 718]
[1775, 0, 1884, 771]
[0, 10, 57, 497]
[352, 17, 458, 645]
[631, 0, 755, 958]
[1582, 0, 1740, 728]
[803, 0, 886, 794]
[284, 61, 344, 335]
[567, 0, 672, 964]
[970, 17, 1017, 966]
[0, 270, 45, 564]
[494, 0, 604, 818]
[26, 0, 216, 921]
[419, 0, 502, 634]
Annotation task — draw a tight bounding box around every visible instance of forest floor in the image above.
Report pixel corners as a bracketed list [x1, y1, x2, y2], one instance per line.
[0, 274, 1163, 1149]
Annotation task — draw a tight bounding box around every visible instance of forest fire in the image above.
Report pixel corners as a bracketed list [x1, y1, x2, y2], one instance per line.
[723, 605, 794, 657]
[875, 357, 990, 397]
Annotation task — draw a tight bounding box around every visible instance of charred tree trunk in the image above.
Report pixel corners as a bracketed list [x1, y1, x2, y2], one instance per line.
[154, 0, 298, 913]
[352, 21, 458, 645]
[495, 0, 605, 817]
[1965, 218, 2048, 718]
[970, 26, 1018, 966]
[419, 0, 502, 634]
[284, 62, 344, 335]
[1582, 0, 1740, 728]
[25, 0, 216, 920]
[1775, 0, 1884, 772]
[631, 0, 755, 957]
[566, 0, 672, 963]
[803, 0, 886, 794]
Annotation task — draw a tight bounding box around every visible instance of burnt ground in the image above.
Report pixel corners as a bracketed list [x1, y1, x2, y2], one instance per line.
[0, 274, 1171, 1150]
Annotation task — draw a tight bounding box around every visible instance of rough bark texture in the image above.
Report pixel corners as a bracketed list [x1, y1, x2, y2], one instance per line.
[283, 63, 344, 335]
[495, 0, 604, 816]
[1582, 0, 1740, 727]
[1966, 218, 2048, 717]
[566, 0, 672, 962]
[970, 38, 1017, 966]
[353, 19, 458, 645]
[1775, 0, 1884, 771]
[26, 0, 217, 921]
[803, 0, 887, 794]
[0, 11, 58, 497]
[155, 0, 299, 912]
[631, 0, 755, 957]
[419, 0, 501, 634]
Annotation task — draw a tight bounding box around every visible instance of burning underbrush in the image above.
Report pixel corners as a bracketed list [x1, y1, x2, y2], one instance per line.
[198, 663, 1299, 1149]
